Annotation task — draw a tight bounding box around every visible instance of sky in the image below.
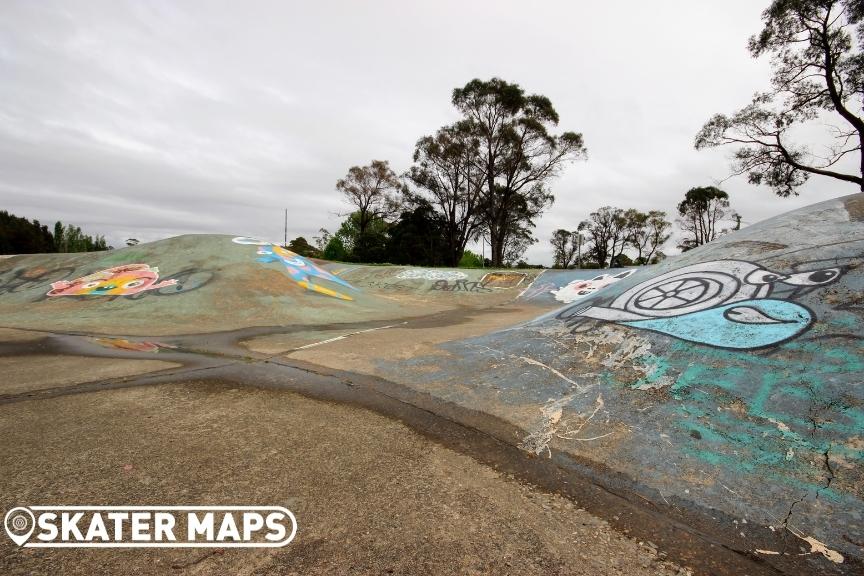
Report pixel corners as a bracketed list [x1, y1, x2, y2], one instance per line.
[0, 0, 859, 265]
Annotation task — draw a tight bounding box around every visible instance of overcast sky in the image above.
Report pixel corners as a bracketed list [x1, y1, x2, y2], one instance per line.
[0, 1, 858, 264]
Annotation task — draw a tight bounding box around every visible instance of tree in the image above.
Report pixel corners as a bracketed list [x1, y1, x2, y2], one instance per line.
[579, 207, 626, 268]
[0, 212, 108, 254]
[549, 229, 580, 268]
[323, 236, 348, 261]
[451, 78, 586, 266]
[501, 223, 536, 267]
[624, 209, 671, 265]
[644, 211, 672, 264]
[329, 211, 390, 263]
[287, 237, 321, 258]
[312, 228, 331, 251]
[676, 186, 731, 251]
[458, 250, 483, 268]
[0, 211, 54, 254]
[408, 123, 486, 267]
[695, 0, 863, 196]
[384, 199, 448, 266]
[335, 160, 403, 236]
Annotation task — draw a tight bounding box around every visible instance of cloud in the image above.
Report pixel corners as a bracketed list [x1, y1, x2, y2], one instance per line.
[0, 0, 858, 261]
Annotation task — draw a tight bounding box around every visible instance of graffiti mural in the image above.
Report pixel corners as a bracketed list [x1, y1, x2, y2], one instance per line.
[551, 270, 637, 304]
[430, 279, 493, 293]
[559, 260, 844, 349]
[480, 272, 527, 288]
[0, 266, 78, 296]
[396, 269, 467, 281]
[94, 338, 176, 353]
[232, 237, 357, 301]
[519, 280, 557, 301]
[46, 264, 177, 297]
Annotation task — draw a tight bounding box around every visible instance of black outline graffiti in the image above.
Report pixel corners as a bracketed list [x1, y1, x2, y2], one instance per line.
[556, 259, 847, 349]
[0, 266, 78, 298]
[430, 279, 493, 293]
[125, 268, 215, 299]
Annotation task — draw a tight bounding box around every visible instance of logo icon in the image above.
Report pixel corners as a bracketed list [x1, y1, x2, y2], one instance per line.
[4, 507, 35, 546]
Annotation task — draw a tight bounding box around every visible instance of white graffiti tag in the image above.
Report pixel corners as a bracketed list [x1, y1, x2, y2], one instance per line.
[396, 269, 468, 281]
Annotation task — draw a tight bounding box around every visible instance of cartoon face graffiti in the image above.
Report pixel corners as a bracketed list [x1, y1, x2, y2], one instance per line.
[566, 260, 843, 349]
[233, 237, 358, 301]
[46, 264, 177, 297]
[551, 270, 637, 304]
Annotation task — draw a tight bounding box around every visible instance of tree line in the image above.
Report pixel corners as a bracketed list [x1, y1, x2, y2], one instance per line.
[551, 185, 739, 269]
[0, 211, 110, 254]
[308, 78, 586, 268]
[303, 80, 742, 269]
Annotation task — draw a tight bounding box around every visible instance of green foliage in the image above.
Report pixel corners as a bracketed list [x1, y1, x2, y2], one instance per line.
[0, 211, 54, 254]
[610, 253, 634, 267]
[335, 160, 403, 236]
[54, 223, 109, 252]
[676, 186, 731, 251]
[451, 78, 586, 266]
[384, 200, 447, 266]
[579, 206, 626, 268]
[286, 236, 321, 258]
[0, 211, 109, 254]
[575, 206, 670, 267]
[458, 250, 483, 268]
[408, 123, 485, 267]
[322, 236, 348, 261]
[549, 228, 583, 268]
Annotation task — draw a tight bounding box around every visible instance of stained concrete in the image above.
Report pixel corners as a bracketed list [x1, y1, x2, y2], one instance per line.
[0, 194, 862, 575]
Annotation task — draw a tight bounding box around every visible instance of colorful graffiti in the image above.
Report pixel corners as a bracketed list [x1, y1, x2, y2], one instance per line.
[232, 237, 357, 301]
[560, 260, 844, 349]
[46, 264, 177, 297]
[396, 269, 467, 281]
[480, 272, 527, 288]
[551, 270, 636, 304]
[94, 338, 176, 353]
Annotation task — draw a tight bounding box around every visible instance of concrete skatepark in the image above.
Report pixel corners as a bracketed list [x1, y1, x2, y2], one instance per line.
[0, 194, 862, 575]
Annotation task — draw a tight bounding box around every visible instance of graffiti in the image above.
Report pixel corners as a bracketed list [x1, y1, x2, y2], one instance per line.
[0, 266, 78, 296]
[396, 269, 467, 281]
[232, 237, 357, 301]
[430, 279, 492, 293]
[46, 264, 177, 297]
[559, 260, 844, 349]
[519, 280, 557, 301]
[551, 270, 637, 304]
[0, 264, 213, 301]
[94, 338, 176, 353]
[361, 280, 417, 293]
[125, 268, 214, 299]
[480, 272, 527, 289]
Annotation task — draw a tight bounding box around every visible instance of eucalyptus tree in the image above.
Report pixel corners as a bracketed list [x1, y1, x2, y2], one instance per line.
[696, 0, 863, 195]
[676, 186, 731, 251]
[452, 78, 586, 266]
[408, 123, 486, 267]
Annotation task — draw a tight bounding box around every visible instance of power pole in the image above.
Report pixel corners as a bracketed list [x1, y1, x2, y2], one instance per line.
[283, 208, 288, 247]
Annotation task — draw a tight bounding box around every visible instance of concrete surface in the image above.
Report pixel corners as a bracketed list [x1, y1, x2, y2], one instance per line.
[0, 381, 689, 576]
[0, 194, 862, 575]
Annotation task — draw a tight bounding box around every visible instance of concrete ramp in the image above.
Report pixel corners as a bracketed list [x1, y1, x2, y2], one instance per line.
[0, 235, 542, 335]
[370, 193, 864, 571]
[1, 196, 862, 573]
